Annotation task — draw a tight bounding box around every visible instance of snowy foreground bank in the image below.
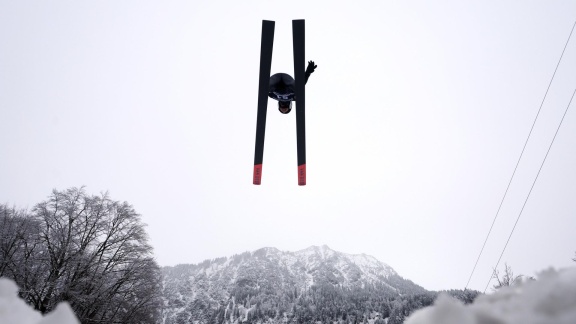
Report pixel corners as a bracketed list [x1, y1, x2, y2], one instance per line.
[0, 278, 79, 324]
[2, 267, 576, 324]
[406, 267, 576, 324]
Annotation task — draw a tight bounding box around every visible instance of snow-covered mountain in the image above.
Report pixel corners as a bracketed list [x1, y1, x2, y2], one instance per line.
[161, 245, 425, 324]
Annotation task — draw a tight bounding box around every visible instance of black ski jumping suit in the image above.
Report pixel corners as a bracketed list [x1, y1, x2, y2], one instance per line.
[268, 61, 317, 102]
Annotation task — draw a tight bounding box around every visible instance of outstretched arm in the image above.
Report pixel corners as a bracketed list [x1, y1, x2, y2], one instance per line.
[304, 60, 317, 84]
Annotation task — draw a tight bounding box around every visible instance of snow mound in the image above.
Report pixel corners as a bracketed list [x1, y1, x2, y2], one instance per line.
[405, 267, 576, 324]
[0, 277, 80, 324]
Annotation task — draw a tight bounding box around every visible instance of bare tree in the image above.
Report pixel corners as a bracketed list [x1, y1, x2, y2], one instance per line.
[0, 204, 44, 297]
[491, 263, 525, 290]
[0, 205, 29, 276]
[2, 187, 162, 323]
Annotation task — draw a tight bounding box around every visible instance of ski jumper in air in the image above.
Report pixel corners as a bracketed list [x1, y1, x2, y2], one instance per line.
[269, 60, 317, 114]
[254, 20, 312, 186]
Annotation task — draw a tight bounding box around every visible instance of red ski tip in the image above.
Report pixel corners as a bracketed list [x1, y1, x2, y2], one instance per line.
[253, 164, 262, 185]
[298, 164, 306, 186]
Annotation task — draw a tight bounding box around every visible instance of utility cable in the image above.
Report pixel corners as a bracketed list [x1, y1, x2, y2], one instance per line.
[464, 18, 576, 290]
[484, 86, 576, 293]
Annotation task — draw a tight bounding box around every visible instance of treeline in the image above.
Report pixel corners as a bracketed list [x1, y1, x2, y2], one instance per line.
[166, 280, 479, 324]
[0, 187, 162, 323]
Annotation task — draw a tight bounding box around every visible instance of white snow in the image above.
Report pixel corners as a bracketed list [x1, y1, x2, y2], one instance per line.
[0, 277, 80, 324]
[405, 267, 576, 324]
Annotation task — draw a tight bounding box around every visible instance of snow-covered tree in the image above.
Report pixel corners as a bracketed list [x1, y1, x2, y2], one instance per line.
[1, 187, 162, 323]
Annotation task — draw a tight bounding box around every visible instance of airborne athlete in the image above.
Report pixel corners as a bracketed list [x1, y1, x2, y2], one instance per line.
[269, 61, 317, 114]
[253, 20, 310, 186]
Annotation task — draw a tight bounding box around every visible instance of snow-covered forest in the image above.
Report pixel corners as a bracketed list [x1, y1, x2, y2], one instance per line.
[3, 270, 576, 324]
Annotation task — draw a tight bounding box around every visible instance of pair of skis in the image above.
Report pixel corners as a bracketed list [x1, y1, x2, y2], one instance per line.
[253, 19, 307, 186]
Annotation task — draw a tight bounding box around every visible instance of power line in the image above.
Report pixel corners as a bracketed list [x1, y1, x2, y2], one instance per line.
[484, 86, 576, 293]
[464, 18, 576, 290]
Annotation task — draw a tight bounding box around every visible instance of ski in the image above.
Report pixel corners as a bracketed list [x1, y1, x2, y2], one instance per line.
[253, 20, 275, 185]
[292, 20, 306, 186]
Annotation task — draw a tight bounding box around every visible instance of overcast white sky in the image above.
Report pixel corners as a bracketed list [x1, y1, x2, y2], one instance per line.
[1, 0, 575, 292]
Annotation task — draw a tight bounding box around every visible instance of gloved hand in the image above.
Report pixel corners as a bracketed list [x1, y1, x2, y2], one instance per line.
[306, 60, 317, 74]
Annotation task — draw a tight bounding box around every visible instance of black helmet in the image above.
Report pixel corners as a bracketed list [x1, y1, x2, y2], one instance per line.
[278, 101, 292, 114]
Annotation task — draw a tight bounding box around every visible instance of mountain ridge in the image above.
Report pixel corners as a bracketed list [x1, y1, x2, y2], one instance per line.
[161, 245, 427, 324]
